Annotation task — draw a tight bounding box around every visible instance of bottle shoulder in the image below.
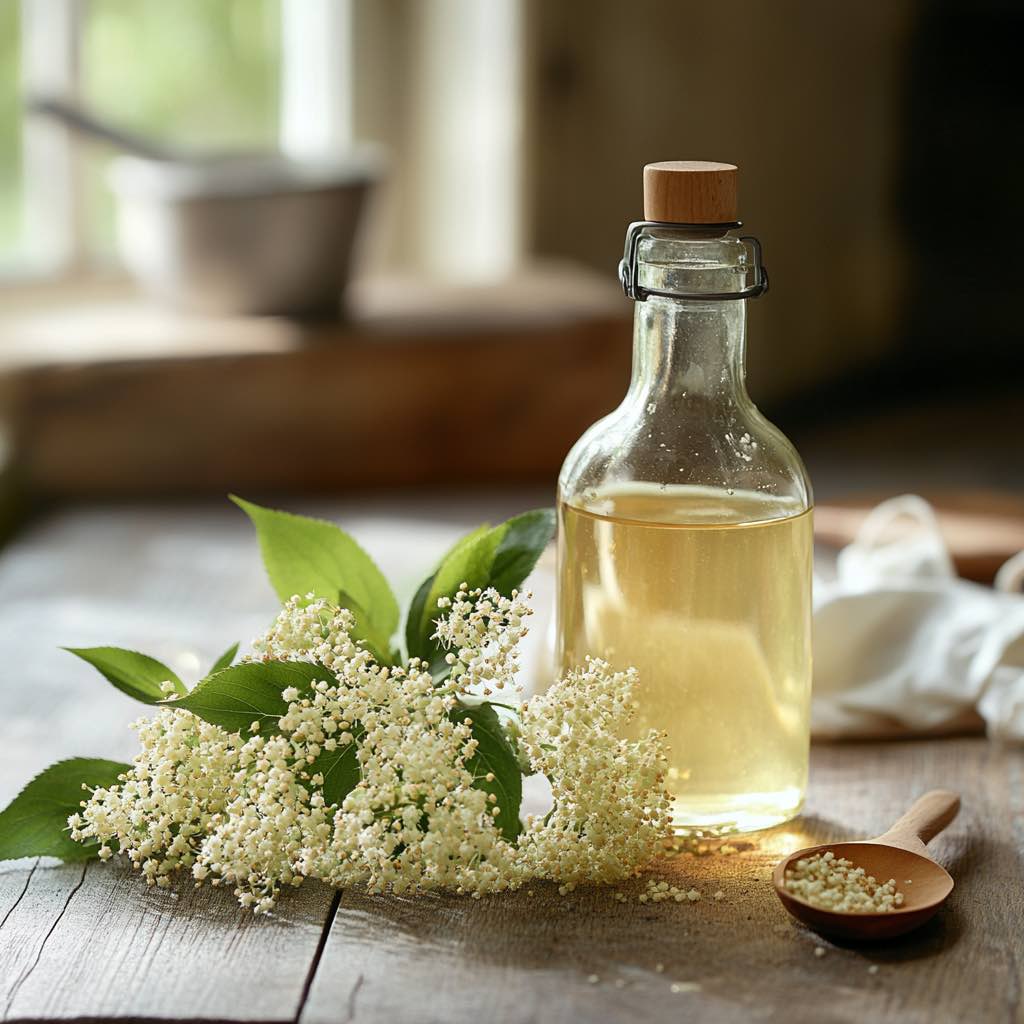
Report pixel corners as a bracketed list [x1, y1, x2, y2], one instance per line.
[559, 396, 812, 512]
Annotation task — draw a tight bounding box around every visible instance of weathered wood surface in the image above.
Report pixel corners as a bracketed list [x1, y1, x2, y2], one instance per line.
[1, 860, 334, 1022]
[302, 738, 1023, 1024]
[1, 504, 1022, 1024]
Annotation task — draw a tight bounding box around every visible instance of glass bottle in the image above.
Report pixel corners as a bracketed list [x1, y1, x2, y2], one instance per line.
[556, 162, 813, 834]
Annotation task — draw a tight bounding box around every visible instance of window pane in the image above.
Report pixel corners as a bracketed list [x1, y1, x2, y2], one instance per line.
[0, 2, 23, 268]
[82, 0, 281, 256]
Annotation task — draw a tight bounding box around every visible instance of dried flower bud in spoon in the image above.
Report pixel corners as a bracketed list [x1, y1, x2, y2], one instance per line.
[773, 790, 960, 941]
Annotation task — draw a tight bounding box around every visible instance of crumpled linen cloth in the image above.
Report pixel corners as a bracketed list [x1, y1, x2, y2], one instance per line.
[812, 495, 1024, 742]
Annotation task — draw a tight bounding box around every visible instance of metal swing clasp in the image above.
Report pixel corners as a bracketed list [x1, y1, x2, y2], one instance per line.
[618, 220, 769, 302]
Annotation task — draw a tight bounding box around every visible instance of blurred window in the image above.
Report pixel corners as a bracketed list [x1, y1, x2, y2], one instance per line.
[82, 0, 282, 259]
[3, 0, 282, 276]
[2, 0, 522, 286]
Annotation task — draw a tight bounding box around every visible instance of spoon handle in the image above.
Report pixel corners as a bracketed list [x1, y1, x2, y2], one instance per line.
[878, 790, 961, 850]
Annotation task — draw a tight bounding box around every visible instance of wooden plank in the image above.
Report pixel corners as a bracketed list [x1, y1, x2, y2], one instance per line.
[0, 863, 38, 931]
[301, 738, 1024, 1024]
[13, 316, 627, 498]
[0, 502, 342, 1022]
[1, 863, 88, 1019]
[0, 268, 626, 372]
[1, 859, 335, 1022]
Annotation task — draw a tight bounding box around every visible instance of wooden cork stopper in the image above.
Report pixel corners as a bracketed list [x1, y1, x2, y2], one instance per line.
[643, 161, 738, 224]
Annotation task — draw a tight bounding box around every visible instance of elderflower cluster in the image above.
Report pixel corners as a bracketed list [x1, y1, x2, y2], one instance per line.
[517, 661, 671, 888]
[433, 585, 531, 695]
[72, 587, 671, 911]
[67, 710, 244, 887]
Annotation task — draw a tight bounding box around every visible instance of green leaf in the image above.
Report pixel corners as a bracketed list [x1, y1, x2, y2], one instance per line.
[405, 525, 490, 665]
[404, 573, 436, 663]
[453, 703, 523, 842]
[337, 590, 393, 666]
[210, 642, 239, 674]
[0, 758, 131, 862]
[406, 510, 555, 668]
[421, 526, 502, 630]
[167, 660, 328, 735]
[488, 508, 557, 596]
[309, 723, 364, 807]
[231, 496, 399, 651]
[64, 646, 186, 702]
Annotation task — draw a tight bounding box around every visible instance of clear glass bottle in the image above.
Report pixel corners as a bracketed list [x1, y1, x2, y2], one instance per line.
[556, 162, 813, 834]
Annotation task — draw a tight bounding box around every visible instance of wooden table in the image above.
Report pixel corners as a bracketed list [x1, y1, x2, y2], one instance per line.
[1, 502, 1021, 1024]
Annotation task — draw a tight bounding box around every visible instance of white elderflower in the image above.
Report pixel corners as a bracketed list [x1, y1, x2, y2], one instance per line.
[517, 658, 672, 886]
[433, 586, 532, 694]
[73, 590, 672, 911]
[248, 594, 370, 677]
[74, 709, 245, 886]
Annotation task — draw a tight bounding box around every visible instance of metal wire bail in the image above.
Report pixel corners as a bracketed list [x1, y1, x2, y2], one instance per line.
[618, 220, 769, 302]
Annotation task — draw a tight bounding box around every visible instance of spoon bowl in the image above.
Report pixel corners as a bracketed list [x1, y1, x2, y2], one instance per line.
[773, 790, 960, 941]
[774, 840, 954, 940]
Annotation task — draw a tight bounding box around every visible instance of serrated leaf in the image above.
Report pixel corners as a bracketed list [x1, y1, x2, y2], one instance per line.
[309, 723, 364, 806]
[405, 525, 490, 666]
[488, 508, 556, 596]
[406, 510, 555, 673]
[0, 758, 131, 862]
[167, 661, 328, 735]
[64, 646, 186, 702]
[210, 642, 239, 674]
[337, 590, 393, 665]
[453, 703, 523, 842]
[231, 496, 399, 650]
[420, 526, 502, 635]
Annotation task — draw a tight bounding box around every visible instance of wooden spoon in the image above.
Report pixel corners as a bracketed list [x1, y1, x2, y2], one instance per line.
[773, 790, 961, 940]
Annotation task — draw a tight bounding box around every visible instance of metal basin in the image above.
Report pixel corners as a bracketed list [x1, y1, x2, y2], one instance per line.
[109, 150, 382, 316]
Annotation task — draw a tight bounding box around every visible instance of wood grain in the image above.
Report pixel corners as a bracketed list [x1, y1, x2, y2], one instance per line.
[301, 739, 1024, 1024]
[643, 161, 738, 224]
[1, 859, 335, 1022]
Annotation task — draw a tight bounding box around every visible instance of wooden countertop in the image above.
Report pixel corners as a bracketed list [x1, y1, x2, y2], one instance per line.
[0, 501, 1021, 1024]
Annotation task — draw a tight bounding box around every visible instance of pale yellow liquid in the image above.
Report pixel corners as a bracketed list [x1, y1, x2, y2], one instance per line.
[557, 485, 813, 834]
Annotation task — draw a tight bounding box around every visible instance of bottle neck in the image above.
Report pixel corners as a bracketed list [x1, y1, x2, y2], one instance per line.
[626, 229, 753, 406]
[629, 296, 747, 403]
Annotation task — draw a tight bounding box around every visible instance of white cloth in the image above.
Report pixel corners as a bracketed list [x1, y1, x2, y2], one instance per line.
[812, 495, 1024, 741]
